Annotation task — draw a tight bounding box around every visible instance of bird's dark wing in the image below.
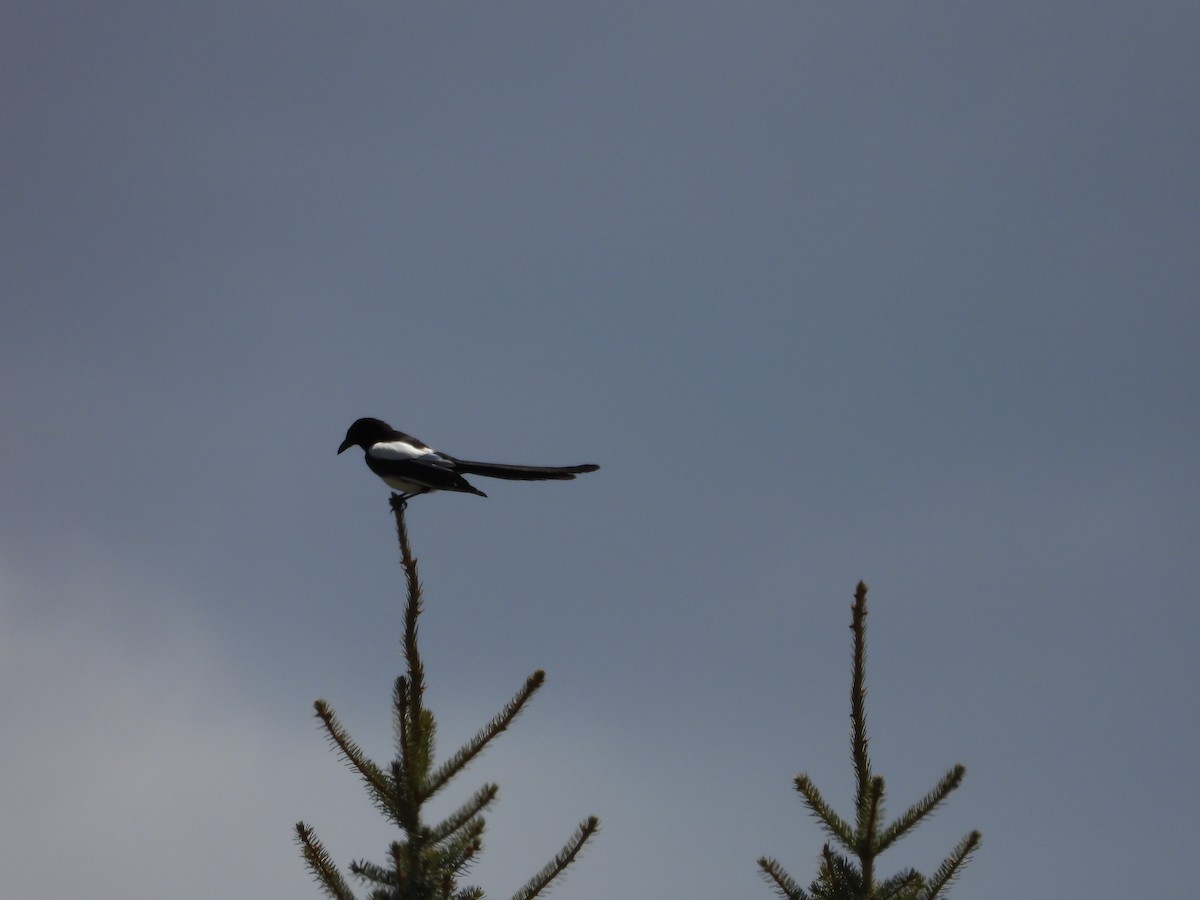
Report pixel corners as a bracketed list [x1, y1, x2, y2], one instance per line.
[365, 440, 485, 494]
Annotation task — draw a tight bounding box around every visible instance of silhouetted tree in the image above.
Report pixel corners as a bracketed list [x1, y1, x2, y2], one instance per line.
[759, 582, 980, 900]
[297, 495, 598, 900]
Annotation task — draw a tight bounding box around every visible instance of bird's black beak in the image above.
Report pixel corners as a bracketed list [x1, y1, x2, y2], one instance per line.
[337, 438, 354, 455]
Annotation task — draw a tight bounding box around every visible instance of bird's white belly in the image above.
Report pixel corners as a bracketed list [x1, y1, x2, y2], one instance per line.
[382, 475, 432, 494]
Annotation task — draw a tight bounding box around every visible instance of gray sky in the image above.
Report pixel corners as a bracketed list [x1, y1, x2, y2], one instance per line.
[3, 3, 1197, 897]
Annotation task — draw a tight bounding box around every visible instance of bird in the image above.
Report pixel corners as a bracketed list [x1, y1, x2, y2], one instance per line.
[337, 417, 599, 500]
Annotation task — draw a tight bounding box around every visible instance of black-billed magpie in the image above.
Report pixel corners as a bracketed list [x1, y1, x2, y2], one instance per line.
[338, 418, 600, 500]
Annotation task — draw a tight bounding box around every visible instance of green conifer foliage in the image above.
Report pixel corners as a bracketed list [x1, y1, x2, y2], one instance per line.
[759, 582, 980, 900]
[297, 495, 599, 900]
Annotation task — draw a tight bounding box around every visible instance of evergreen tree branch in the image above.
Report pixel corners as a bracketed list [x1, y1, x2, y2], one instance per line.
[393, 680, 437, 757]
[806, 849, 864, 900]
[757, 856, 810, 900]
[391, 497, 439, 825]
[850, 582, 873, 838]
[425, 671, 545, 801]
[391, 748, 424, 840]
[348, 858, 394, 887]
[877, 765, 966, 853]
[392, 496, 428, 775]
[314, 699, 401, 826]
[295, 821, 358, 900]
[428, 784, 499, 845]
[394, 676, 437, 811]
[394, 674, 414, 769]
[813, 845, 862, 900]
[920, 830, 981, 900]
[388, 760, 421, 836]
[431, 818, 485, 884]
[876, 868, 923, 900]
[390, 839, 420, 899]
[794, 774, 855, 849]
[859, 773, 884, 890]
[510, 816, 600, 900]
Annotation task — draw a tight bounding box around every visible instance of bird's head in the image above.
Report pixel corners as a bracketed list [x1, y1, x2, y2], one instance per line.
[338, 417, 393, 454]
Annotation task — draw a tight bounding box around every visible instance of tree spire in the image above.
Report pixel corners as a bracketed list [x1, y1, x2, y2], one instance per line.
[759, 582, 980, 900]
[297, 495, 599, 899]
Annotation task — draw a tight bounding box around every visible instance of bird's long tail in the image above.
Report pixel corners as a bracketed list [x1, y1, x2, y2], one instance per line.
[452, 460, 600, 481]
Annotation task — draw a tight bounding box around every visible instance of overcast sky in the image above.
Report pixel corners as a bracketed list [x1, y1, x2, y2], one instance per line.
[3, 3, 1198, 898]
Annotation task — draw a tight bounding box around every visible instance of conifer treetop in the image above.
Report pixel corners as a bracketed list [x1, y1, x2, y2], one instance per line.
[297, 494, 599, 899]
[759, 582, 980, 900]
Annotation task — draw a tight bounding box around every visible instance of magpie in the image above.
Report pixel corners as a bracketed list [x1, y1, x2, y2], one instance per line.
[338, 417, 599, 500]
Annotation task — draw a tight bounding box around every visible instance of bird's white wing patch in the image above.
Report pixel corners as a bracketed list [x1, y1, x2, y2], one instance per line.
[369, 440, 453, 467]
[370, 440, 433, 460]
